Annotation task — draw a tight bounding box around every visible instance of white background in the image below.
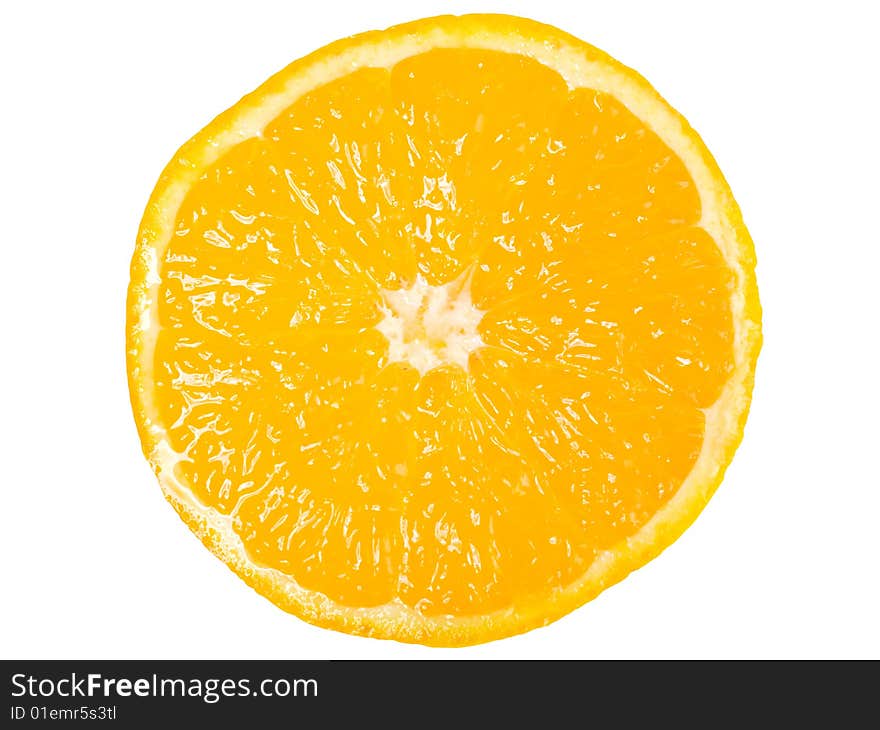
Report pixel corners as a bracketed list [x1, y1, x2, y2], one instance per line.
[2, 0, 878, 659]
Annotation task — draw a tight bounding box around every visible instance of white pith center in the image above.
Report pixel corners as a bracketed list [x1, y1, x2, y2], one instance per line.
[376, 272, 485, 375]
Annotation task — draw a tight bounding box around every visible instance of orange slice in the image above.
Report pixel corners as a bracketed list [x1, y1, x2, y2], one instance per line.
[127, 14, 761, 645]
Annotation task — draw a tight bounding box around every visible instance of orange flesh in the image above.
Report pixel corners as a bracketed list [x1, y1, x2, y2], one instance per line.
[154, 49, 734, 616]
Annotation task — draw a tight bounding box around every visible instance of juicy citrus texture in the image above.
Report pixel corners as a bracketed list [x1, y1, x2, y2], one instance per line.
[129, 15, 761, 645]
